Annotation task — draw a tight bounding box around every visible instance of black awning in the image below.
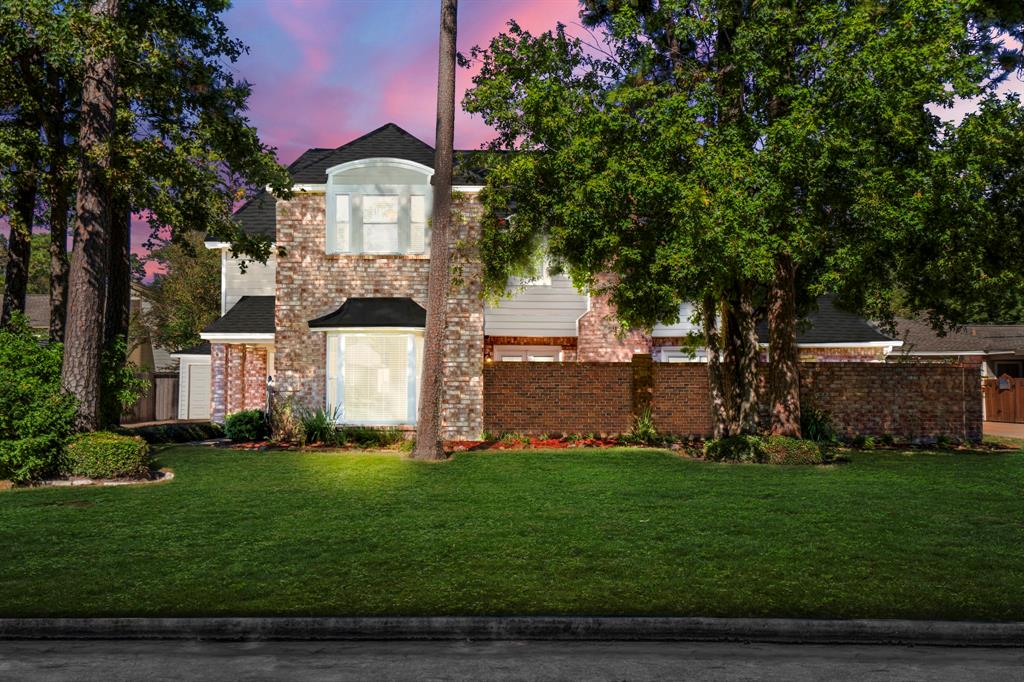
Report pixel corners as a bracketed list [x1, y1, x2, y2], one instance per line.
[308, 297, 427, 329]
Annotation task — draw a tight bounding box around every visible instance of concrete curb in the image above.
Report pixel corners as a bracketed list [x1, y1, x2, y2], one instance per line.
[0, 617, 1021, 647]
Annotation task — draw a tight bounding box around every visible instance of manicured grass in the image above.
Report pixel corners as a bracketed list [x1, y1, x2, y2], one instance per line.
[0, 446, 1022, 620]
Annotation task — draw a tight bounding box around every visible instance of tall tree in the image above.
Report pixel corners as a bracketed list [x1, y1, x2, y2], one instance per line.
[413, 0, 458, 461]
[62, 0, 120, 430]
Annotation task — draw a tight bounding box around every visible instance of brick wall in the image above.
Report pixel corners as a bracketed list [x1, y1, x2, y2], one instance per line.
[483, 362, 634, 436]
[576, 275, 652, 362]
[210, 343, 270, 422]
[484, 335, 578, 361]
[273, 191, 484, 439]
[484, 359, 982, 442]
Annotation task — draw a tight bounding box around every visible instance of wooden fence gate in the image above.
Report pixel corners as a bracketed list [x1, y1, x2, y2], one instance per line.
[123, 372, 179, 424]
[983, 376, 1024, 424]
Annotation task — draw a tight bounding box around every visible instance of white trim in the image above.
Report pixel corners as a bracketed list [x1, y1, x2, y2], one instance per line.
[220, 249, 227, 314]
[170, 353, 211, 360]
[325, 157, 435, 178]
[289, 183, 327, 193]
[899, 349, 993, 356]
[200, 332, 276, 344]
[452, 184, 484, 192]
[493, 344, 563, 362]
[205, 241, 230, 250]
[792, 341, 902, 349]
[309, 326, 424, 334]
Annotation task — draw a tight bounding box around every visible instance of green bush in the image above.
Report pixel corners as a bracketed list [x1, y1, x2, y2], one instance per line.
[0, 316, 78, 482]
[704, 435, 822, 465]
[340, 426, 407, 449]
[850, 434, 876, 450]
[621, 407, 662, 446]
[269, 395, 305, 445]
[763, 436, 823, 465]
[801, 406, 839, 444]
[65, 432, 151, 479]
[300, 406, 343, 445]
[224, 410, 268, 442]
[704, 435, 766, 463]
[118, 422, 224, 444]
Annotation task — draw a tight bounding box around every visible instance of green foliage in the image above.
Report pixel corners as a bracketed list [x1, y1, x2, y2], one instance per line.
[224, 410, 268, 442]
[621, 407, 661, 446]
[64, 432, 151, 479]
[762, 436, 824, 466]
[0, 316, 77, 482]
[269, 395, 305, 445]
[118, 422, 223, 444]
[138, 232, 220, 352]
[801, 407, 839, 445]
[339, 427, 406, 449]
[100, 337, 150, 426]
[0, 232, 62, 296]
[704, 435, 767, 464]
[704, 434, 822, 465]
[299, 406, 343, 446]
[851, 435, 876, 450]
[500, 432, 528, 446]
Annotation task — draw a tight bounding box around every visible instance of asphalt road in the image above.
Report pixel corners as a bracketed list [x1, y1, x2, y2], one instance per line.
[0, 640, 1021, 681]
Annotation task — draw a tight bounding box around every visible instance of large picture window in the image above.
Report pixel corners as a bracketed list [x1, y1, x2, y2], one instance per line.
[327, 186, 430, 255]
[326, 332, 423, 424]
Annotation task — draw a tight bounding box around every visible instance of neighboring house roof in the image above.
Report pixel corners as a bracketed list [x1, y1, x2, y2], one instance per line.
[220, 123, 484, 243]
[171, 341, 212, 357]
[754, 295, 896, 346]
[308, 297, 427, 329]
[893, 318, 1024, 355]
[202, 296, 276, 335]
[25, 294, 48, 329]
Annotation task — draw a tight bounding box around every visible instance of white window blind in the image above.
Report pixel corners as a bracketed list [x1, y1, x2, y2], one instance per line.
[410, 195, 426, 253]
[343, 335, 410, 422]
[362, 195, 400, 253]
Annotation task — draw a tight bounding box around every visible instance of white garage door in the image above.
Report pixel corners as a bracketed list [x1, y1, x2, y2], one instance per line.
[187, 363, 211, 420]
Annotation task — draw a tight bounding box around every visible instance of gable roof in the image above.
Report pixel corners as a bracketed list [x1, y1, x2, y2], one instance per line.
[202, 296, 276, 335]
[224, 124, 484, 242]
[308, 297, 427, 329]
[893, 318, 1024, 355]
[754, 295, 894, 345]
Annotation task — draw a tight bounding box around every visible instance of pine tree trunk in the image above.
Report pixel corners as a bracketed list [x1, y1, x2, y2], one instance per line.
[45, 64, 70, 343]
[1, 158, 37, 327]
[768, 253, 801, 437]
[702, 294, 729, 439]
[62, 0, 119, 431]
[101, 199, 131, 427]
[412, 0, 458, 461]
[733, 282, 760, 434]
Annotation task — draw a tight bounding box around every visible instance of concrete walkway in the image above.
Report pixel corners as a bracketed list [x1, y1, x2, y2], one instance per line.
[984, 421, 1024, 440]
[1, 640, 1022, 681]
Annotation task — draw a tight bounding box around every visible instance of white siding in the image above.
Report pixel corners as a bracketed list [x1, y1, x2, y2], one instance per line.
[484, 275, 588, 337]
[652, 302, 700, 337]
[177, 357, 211, 420]
[224, 252, 276, 312]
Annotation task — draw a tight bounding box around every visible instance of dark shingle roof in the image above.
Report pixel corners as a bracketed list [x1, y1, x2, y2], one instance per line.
[894, 318, 1024, 354]
[225, 123, 484, 242]
[308, 297, 426, 329]
[172, 341, 211, 356]
[755, 295, 894, 345]
[203, 296, 276, 335]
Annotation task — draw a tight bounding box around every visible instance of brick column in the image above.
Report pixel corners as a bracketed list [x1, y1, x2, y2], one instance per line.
[210, 343, 227, 423]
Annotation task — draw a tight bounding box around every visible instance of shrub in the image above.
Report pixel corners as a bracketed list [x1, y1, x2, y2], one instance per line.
[270, 395, 305, 445]
[340, 426, 406, 449]
[0, 316, 78, 482]
[118, 422, 224, 444]
[801, 406, 839, 444]
[850, 434, 875, 450]
[224, 409, 268, 442]
[704, 435, 766, 463]
[621, 407, 660, 446]
[762, 436, 823, 465]
[300, 406, 343, 445]
[704, 435, 822, 465]
[65, 432, 151, 479]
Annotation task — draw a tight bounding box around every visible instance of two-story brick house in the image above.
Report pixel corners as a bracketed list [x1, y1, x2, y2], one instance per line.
[178, 124, 900, 438]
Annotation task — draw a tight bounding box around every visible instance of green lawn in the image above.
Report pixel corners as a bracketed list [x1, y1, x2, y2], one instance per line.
[0, 446, 1022, 620]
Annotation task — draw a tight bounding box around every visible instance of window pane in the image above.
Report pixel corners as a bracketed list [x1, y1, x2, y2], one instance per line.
[527, 354, 556, 362]
[499, 355, 524, 362]
[335, 194, 350, 252]
[364, 223, 399, 253]
[343, 335, 410, 422]
[410, 195, 426, 223]
[363, 195, 399, 223]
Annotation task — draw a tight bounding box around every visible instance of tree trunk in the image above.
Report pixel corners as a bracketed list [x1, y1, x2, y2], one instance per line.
[62, 0, 119, 431]
[768, 253, 801, 437]
[1, 156, 38, 327]
[412, 0, 458, 461]
[101, 199, 131, 427]
[702, 294, 729, 439]
[45, 64, 70, 343]
[719, 284, 760, 436]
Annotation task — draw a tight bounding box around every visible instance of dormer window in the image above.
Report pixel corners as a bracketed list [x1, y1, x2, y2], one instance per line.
[325, 159, 433, 255]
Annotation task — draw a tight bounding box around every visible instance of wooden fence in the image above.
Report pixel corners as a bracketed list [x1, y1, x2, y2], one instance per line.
[123, 372, 179, 424]
[983, 376, 1024, 424]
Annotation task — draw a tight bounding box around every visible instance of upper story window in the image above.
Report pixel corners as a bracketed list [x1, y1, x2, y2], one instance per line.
[325, 159, 433, 256]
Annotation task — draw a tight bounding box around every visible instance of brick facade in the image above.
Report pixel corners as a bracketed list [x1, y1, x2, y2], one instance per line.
[272, 191, 483, 439]
[577, 276, 652, 361]
[484, 335, 579, 361]
[210, 343, 269, 421]
[484, 359, 983, 442]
